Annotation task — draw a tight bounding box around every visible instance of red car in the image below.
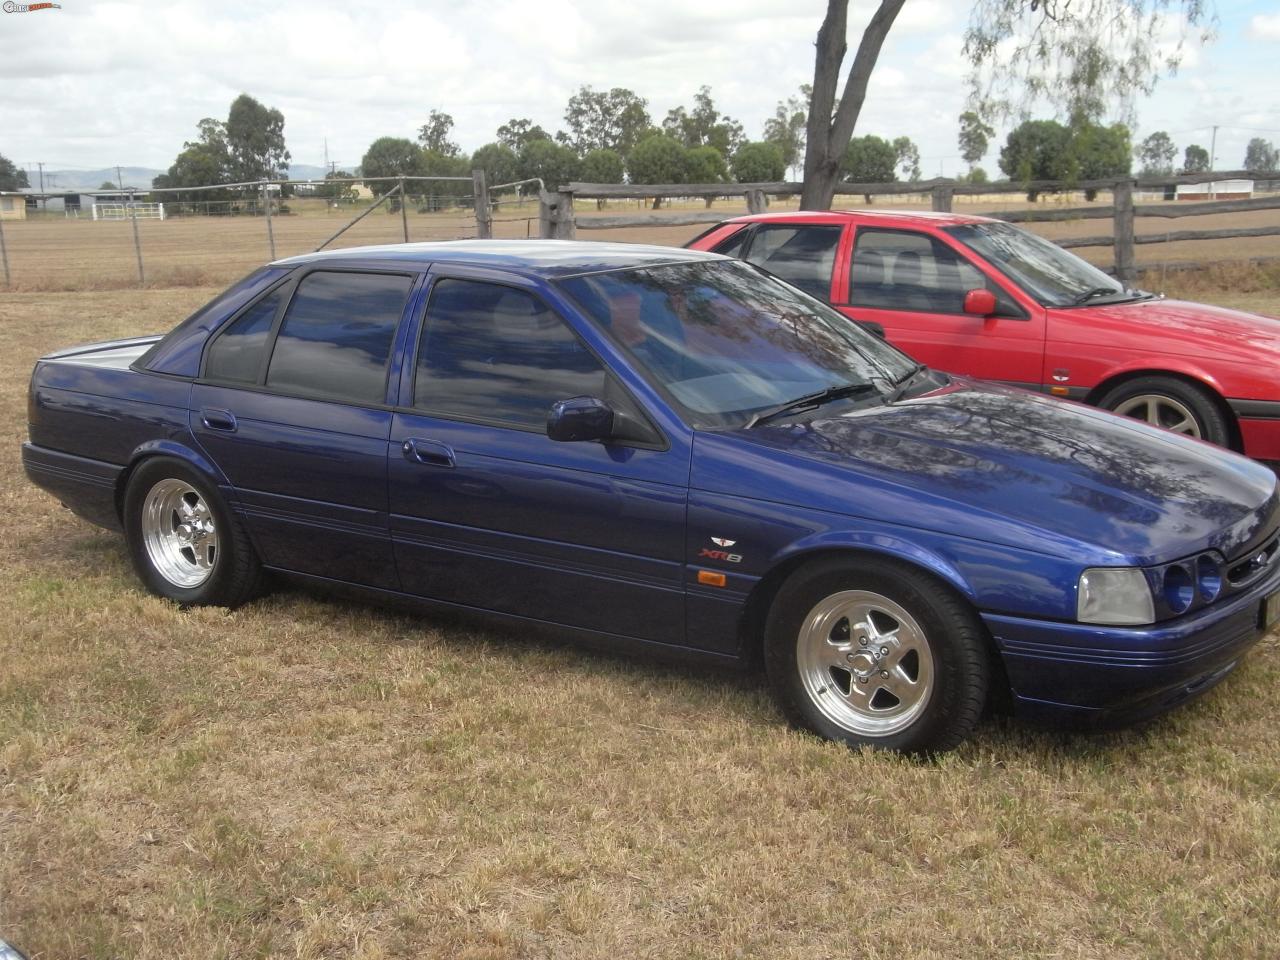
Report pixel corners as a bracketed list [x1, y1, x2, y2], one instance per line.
[687, 210, 1280, 460]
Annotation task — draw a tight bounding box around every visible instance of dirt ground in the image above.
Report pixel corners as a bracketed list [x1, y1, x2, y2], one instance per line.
[1, 282, 1279, 959]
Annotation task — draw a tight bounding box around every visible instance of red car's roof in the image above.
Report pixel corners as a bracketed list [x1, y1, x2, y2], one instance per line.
[721, 209, 995, 227]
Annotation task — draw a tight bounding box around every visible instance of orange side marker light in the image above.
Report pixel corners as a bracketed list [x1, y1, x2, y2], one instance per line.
[698, 570, 727, 587]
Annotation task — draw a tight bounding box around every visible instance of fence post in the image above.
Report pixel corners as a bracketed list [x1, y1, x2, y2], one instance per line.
[472, 169, 492, 238]
[745, 189, 767, 214]
[399, 177, 409, 242]
[538, 191, 556, 238]
[555, 190, 576, 239]
[127, 188, 145, 286]
[0, 214, 9, 288]
[261, 181, 276, 260]
[931, 184, 954, 212]
[1113, 179, 1136, 286]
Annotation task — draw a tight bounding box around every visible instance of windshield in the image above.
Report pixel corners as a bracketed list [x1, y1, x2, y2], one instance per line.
[945, 221, 1123, 307]
[558, 259, 916, 429]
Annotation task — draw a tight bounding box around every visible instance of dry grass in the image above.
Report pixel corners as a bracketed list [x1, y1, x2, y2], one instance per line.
[2, 288, 1280, 959]
[5, 192, 1280, 293]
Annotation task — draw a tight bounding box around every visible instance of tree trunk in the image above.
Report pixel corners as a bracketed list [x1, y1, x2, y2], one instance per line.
[704, 196, 714, 209]
[800, 0, 906, 210]
[652, 197, 662, 210]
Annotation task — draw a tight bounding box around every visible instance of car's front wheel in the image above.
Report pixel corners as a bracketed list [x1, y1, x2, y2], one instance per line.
[1097, 375, 1230, 447]
[123, 457, 263, 607]
[764, 557, 989, 754]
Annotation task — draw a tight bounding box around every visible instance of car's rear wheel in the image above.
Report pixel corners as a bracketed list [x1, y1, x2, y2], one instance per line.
[764, 557, 989, 754]
[123, 457, 263, 608]
[1097, 376, 1230, 447]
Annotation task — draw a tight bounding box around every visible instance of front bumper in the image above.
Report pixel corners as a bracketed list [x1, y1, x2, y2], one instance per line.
[983, 559, 1280, 728]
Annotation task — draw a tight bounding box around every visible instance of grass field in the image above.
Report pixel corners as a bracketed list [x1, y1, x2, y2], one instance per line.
[2, 284, 1280, 959]
[4, 192, 1280, 293]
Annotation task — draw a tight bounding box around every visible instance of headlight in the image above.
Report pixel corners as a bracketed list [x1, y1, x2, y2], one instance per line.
[1078, 567, 1154, 625]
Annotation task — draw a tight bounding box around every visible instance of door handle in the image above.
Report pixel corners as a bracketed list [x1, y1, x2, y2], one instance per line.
[402, 438, 455, 468]
[200, 407, 237, 432]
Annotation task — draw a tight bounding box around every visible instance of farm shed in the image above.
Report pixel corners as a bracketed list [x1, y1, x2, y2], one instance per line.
[0, 191, 26, 220]
[1176, 178, 1254, 201]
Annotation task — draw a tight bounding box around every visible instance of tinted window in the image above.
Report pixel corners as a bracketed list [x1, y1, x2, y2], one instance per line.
[711, 226, 751, 258]
[265, 271, 413, 404]
[415, 280, 607, 429]
[850, 229, 1013, 315]
[204, 285, 286, 383]
[743, 225, 841, 300]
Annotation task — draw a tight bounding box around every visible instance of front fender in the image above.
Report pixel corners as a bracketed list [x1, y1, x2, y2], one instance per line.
[767, 530, 977, 602]
[1086, 357, 1226, 400]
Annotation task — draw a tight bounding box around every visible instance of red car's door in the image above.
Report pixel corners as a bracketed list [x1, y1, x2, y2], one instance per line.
[834, 225, 1046, 388]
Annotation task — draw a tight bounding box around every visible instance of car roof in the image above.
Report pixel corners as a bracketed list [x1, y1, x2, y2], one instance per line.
[273, 239, 725, 277]
[719, 209, 997, 227]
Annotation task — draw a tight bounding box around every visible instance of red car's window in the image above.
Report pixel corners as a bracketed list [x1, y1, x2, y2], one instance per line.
[850, 228, 1020, 317]
[738, 225, 842, 301]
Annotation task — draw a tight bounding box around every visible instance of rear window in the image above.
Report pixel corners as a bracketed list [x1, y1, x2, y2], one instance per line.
[741, 225, 841, 301]
[204, 286, 286, 383]
[265, 271, 414, 405]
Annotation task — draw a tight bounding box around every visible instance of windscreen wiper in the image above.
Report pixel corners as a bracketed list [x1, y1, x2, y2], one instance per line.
[881, 363, 928, 404]
[1073, 285, 1124, 304]
[746, 382, 879, 428]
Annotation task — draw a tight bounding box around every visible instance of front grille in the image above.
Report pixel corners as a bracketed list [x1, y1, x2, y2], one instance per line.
[1227, 532, 1280, 588]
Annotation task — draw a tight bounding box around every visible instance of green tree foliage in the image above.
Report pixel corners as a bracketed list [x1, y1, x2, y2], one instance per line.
[999, 119, 1130, 199]
[628, 134, 687, 184]
[762, 86, 810, 176]
[580, 148, 625, 184]
[98, 180, 117, 191]
[417, 148, 471, 206]
[496, 118, 552, 152]
[892, 136, 921, 181]
[958, 111, 994, 169]
[560, 86, 653, 159]
[1136, 131, 1178, 176]
[225, 93, 290, 181]
[683, 145, 727, 183]
[966, 166, 990, 185]
[0, 154, 29, 191]
[731, 141, 787, 183]
[153, 118, 234, 201]
[841, 135, 898, 183]
[662, 87, 744, 157]
[1244, 138, 1279, 173]
[316, 171, 357, 200]
[1182, 143, 1210, 173]
[418, 110, 460, 158]
[516, 139, 581, 193]
[470, 143, 519, 187]
[360, 137, 424, 194]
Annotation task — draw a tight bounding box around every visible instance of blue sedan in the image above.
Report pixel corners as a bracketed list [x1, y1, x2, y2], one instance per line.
[22, 241, 1280, 752]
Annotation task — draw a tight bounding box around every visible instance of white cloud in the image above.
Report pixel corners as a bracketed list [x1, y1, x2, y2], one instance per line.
[1249, 14, 1280, 41]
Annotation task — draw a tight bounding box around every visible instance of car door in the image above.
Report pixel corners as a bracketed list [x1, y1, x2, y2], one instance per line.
[190, 267, 420, 590]
[387, 270, 690, 644]
[837, 226, 1046, 387]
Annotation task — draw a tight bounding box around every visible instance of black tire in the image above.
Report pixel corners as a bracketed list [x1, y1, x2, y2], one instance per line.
[763, 557, 989, 754]
[123, 456, 264, 608]
[1096, 375, 1231, 448]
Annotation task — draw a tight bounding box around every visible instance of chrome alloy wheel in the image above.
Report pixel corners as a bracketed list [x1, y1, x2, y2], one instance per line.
[140, 479, 218, 588]
[1113, 394, 1202, 438]
[796, 590, 934, 737]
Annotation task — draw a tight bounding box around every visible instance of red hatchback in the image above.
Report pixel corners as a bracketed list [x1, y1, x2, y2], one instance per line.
[687, 210, 1280, 460]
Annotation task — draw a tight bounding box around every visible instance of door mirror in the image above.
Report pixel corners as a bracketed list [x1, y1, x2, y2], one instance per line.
[963, 288, 997, 316]
[547, 396, 614, 442]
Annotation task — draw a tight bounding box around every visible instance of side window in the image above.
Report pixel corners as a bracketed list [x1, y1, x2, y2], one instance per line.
[415, 279, 607, 429]
[850, 229, 1016, 315]
[742, 225, 842, 301]
[265, 271, 413, 404]
[710, 226, 751, 258]
[204, 285, 287, 383]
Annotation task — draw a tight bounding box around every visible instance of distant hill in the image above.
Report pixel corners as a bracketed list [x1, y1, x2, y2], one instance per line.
[44, 167, 163, 191]
[43, 163, 337, 192]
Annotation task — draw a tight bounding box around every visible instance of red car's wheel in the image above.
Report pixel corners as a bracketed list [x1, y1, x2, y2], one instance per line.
[1097, 376, 1231, 448]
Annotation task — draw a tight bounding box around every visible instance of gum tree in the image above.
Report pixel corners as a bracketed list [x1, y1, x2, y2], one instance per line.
[800, 0, 1213, 210]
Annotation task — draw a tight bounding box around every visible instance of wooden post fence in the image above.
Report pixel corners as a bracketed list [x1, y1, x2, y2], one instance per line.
[1112, 179, 1136, 286]
[127, 188, 145, 286]
[473, 169, 492, 239]
[931, 184, 954, 213]
[0, 214, 9, 288]
[262, 181, 276, 260]
[745, 189, 767, 214]
[399, 177, 409, 242]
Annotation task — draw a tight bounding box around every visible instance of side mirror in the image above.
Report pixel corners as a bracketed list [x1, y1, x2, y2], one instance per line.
[963, 288, 997, 316]
[547, 396, 614, 443]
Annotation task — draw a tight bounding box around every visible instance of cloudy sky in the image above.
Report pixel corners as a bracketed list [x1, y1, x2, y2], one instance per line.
[3, 0, 1278, 179]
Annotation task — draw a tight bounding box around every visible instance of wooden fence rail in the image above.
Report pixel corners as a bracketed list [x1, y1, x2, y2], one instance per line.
[534, 170, 1280, 283]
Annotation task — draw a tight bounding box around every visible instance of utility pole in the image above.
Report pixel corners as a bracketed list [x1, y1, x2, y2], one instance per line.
[116, 165, 124, 194]
[37, 161, 45, 210]
[324, 137, 330, 176]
